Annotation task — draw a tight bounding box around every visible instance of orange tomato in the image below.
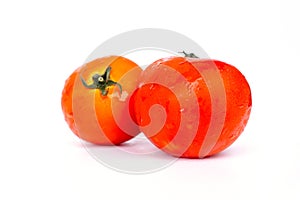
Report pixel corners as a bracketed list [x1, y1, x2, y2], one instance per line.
[131, 56, 252, 158]
[61, 56, 142, 145]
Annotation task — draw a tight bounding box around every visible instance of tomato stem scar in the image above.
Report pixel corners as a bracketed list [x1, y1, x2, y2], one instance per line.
[178, 51, 199, 58]
[80, 66, 122, 96]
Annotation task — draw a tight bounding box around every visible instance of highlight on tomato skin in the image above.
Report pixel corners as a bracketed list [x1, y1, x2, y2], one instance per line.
[131, 56, 252, 158]
[61, 56, 142, 145]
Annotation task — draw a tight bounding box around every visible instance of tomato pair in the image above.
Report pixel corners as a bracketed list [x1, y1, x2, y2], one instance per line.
[61, 53, 252, 158]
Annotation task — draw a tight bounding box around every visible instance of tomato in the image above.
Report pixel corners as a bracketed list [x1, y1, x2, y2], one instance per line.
[131, 55, 252, 158]
[61, 56, 142, 145]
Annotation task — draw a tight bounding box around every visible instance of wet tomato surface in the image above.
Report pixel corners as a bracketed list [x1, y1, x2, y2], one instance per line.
[131, 56, 252, 158]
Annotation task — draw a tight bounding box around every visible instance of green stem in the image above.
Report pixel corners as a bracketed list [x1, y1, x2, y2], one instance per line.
[178, 51, 199, 58]
[80, 66, 122, 96]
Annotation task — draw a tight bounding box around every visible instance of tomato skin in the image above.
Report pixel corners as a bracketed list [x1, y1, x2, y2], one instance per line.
[61, 67, 81, 137]
[132, 57, 252, 158]
[61, 56, 142, 145]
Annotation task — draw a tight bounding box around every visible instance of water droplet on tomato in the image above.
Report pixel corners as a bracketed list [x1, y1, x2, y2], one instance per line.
[166, 123, 175, 130]
[238, 105, 245, 109]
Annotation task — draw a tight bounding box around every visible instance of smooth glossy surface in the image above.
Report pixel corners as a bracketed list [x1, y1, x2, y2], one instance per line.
[61, 56, 142, 145]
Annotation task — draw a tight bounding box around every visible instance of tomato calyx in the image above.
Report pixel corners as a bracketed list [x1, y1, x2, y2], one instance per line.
[80, 66, 122, 96]
[178, 50, 199, 58]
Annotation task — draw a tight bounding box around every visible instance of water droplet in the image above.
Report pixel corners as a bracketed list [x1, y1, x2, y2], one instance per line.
[166, 123, 175, 130]
[187, 124, 193, 129]
[238, 105, 245, 109]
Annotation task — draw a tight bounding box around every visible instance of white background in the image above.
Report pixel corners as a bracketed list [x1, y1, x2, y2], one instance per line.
[1, 0, 299, 199]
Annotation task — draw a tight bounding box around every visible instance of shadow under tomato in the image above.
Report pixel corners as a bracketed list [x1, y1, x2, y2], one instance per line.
[71, 137, 248, 160]
[203, 145, 250, 160]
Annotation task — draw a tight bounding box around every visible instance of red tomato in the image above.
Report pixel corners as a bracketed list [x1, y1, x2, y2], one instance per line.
[61, 56, 142, 145]
[131, 56, 252, 158]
